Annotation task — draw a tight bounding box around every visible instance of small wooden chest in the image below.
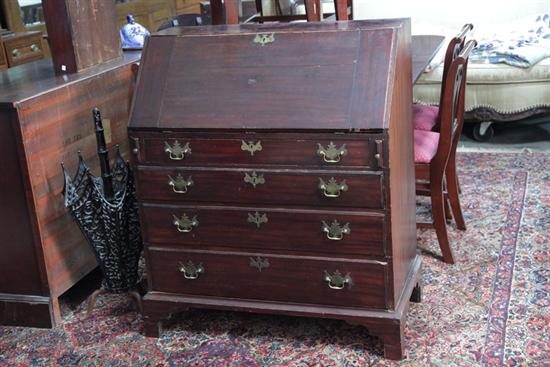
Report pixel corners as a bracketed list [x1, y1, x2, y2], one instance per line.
[129, 19, 420, 360]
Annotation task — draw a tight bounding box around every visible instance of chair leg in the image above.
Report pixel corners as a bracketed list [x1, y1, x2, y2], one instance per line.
[431, 184, 455, 264]
[446, 159, 466, 230]
[444, 196, 453, 222]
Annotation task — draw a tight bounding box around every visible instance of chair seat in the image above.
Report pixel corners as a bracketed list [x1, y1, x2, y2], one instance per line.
[414, 129, 440, 163]
[413, 104, 439, 131]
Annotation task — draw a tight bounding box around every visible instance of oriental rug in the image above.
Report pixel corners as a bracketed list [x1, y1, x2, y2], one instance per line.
[0, 152, 548, 367]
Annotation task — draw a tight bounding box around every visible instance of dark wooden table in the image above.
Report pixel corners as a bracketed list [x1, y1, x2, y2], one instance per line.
[412, 35, 445, 83]
[0, 51, 140, 328]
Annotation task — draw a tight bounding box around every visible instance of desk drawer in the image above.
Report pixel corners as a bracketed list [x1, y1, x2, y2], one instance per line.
[147, 248, 388, 309]
[3, 32, 44, 67]
[141, 204, 386, 257]
[136, 167, 385, 209]
[131, 133, 384, 169]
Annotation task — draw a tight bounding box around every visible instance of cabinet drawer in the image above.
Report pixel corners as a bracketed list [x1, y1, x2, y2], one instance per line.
[142, 204, 386, 257]
[132, 134, 384, 169]
[147, 248, 388, 309]
[3, 32, 44, 67]
[136, 167, 385, 209]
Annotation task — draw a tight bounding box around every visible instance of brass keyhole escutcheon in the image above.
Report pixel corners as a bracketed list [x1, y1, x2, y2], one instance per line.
[249, 256, 270, 272]
[254, 33, 275, 46]
[243, 171, 265, 188]
[248, 212, 268, 228]
[241, 140, 262, 156]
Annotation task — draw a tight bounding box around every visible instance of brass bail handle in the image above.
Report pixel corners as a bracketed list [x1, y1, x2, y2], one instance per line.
[317, 142, 347, 163]
[323, 270, 353, 290]
[321, 220, 351, 240]
[164, 140, 191, 160]
[173, 214, 199, 233]
[168, 174, 193, 194]
[178, 260, 205, 280]
[318, 177, 348, 198]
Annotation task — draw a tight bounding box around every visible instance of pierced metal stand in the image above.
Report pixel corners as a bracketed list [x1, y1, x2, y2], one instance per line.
[87, 289, 143, 315]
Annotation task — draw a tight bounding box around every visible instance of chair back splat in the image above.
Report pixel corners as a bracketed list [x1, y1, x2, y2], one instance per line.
[438, 23, 473, 124]
[436, 40, 477, 170]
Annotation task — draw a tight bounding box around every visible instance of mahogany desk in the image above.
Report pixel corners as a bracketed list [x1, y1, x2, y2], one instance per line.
[0, 32, 441, 330]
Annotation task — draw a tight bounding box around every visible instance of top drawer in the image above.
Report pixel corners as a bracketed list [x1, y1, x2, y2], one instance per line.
[3, 32, 44, 67]
[130, 133, 385, 169]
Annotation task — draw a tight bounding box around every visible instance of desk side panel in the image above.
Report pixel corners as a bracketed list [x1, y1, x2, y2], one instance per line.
[16, 62, 136, 298]
[386, 21, 418, 302]
[0, 109, 45, 296]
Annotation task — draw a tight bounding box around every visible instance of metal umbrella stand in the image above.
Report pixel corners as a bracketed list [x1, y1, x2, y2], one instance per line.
[62, 108, 143, 314]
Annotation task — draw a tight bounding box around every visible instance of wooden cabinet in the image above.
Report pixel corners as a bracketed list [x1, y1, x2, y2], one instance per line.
[129, 20, 420, 360]
[0, 36, 7, 71]
[0, 52, 140, 328]
[175, 0, 201, 14]
[1, 31, 44, 68]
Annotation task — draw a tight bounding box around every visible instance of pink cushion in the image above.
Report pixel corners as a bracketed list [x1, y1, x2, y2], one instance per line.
[413, 104, 439, 131]
[414, 130, 440, 163]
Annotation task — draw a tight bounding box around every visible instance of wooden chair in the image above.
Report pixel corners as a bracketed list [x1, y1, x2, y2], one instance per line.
[244, 0, 352, 23]
[157, 14, 203, 31]
[414, 24, 473, 233]
[414, 39, 476, 264]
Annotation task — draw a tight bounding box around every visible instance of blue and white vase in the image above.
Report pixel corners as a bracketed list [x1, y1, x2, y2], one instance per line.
[120, 14, 150, 49]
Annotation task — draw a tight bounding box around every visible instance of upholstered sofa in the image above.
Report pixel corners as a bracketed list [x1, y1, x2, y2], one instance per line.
[414, 54, 550, 141]
[413, 12, 550, 141]
[351, 3, 550, 141]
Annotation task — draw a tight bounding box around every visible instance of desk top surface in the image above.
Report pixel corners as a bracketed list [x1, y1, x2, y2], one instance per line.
[0, 51, 140, 108]
[0, 32, 443, 112]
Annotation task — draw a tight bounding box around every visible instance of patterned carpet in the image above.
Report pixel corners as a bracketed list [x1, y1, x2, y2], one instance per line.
[1, 152, 548, 367]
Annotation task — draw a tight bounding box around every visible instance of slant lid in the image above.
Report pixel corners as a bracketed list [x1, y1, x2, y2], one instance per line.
[129, 20, 406, 131]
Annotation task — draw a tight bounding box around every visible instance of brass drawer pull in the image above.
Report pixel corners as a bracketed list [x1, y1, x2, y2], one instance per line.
[321, 220, 350, 240]
[254, 33, 275, 46]
[241, 140, 262, 156]
[248, 212, 268, 228]
[244, 171, 265, 188]
[168, 174, 193, 194]
[323, 270, 353, 290]
[12, 48, 21, 57]
[178, 260, 204, 280]
[173, 214, 199, 233]
[249, 256, 270, 272]
[30, 43, 40, 52]
[317, 142, 347, 163]
[164, 140, 191, 160]
[318, 177, 348, 198]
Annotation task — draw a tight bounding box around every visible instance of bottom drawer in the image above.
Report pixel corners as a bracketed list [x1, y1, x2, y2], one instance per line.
[147, 248, 388, 309]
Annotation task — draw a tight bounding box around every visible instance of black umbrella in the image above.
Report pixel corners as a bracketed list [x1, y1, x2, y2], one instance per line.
[62, 108, 143, 313]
